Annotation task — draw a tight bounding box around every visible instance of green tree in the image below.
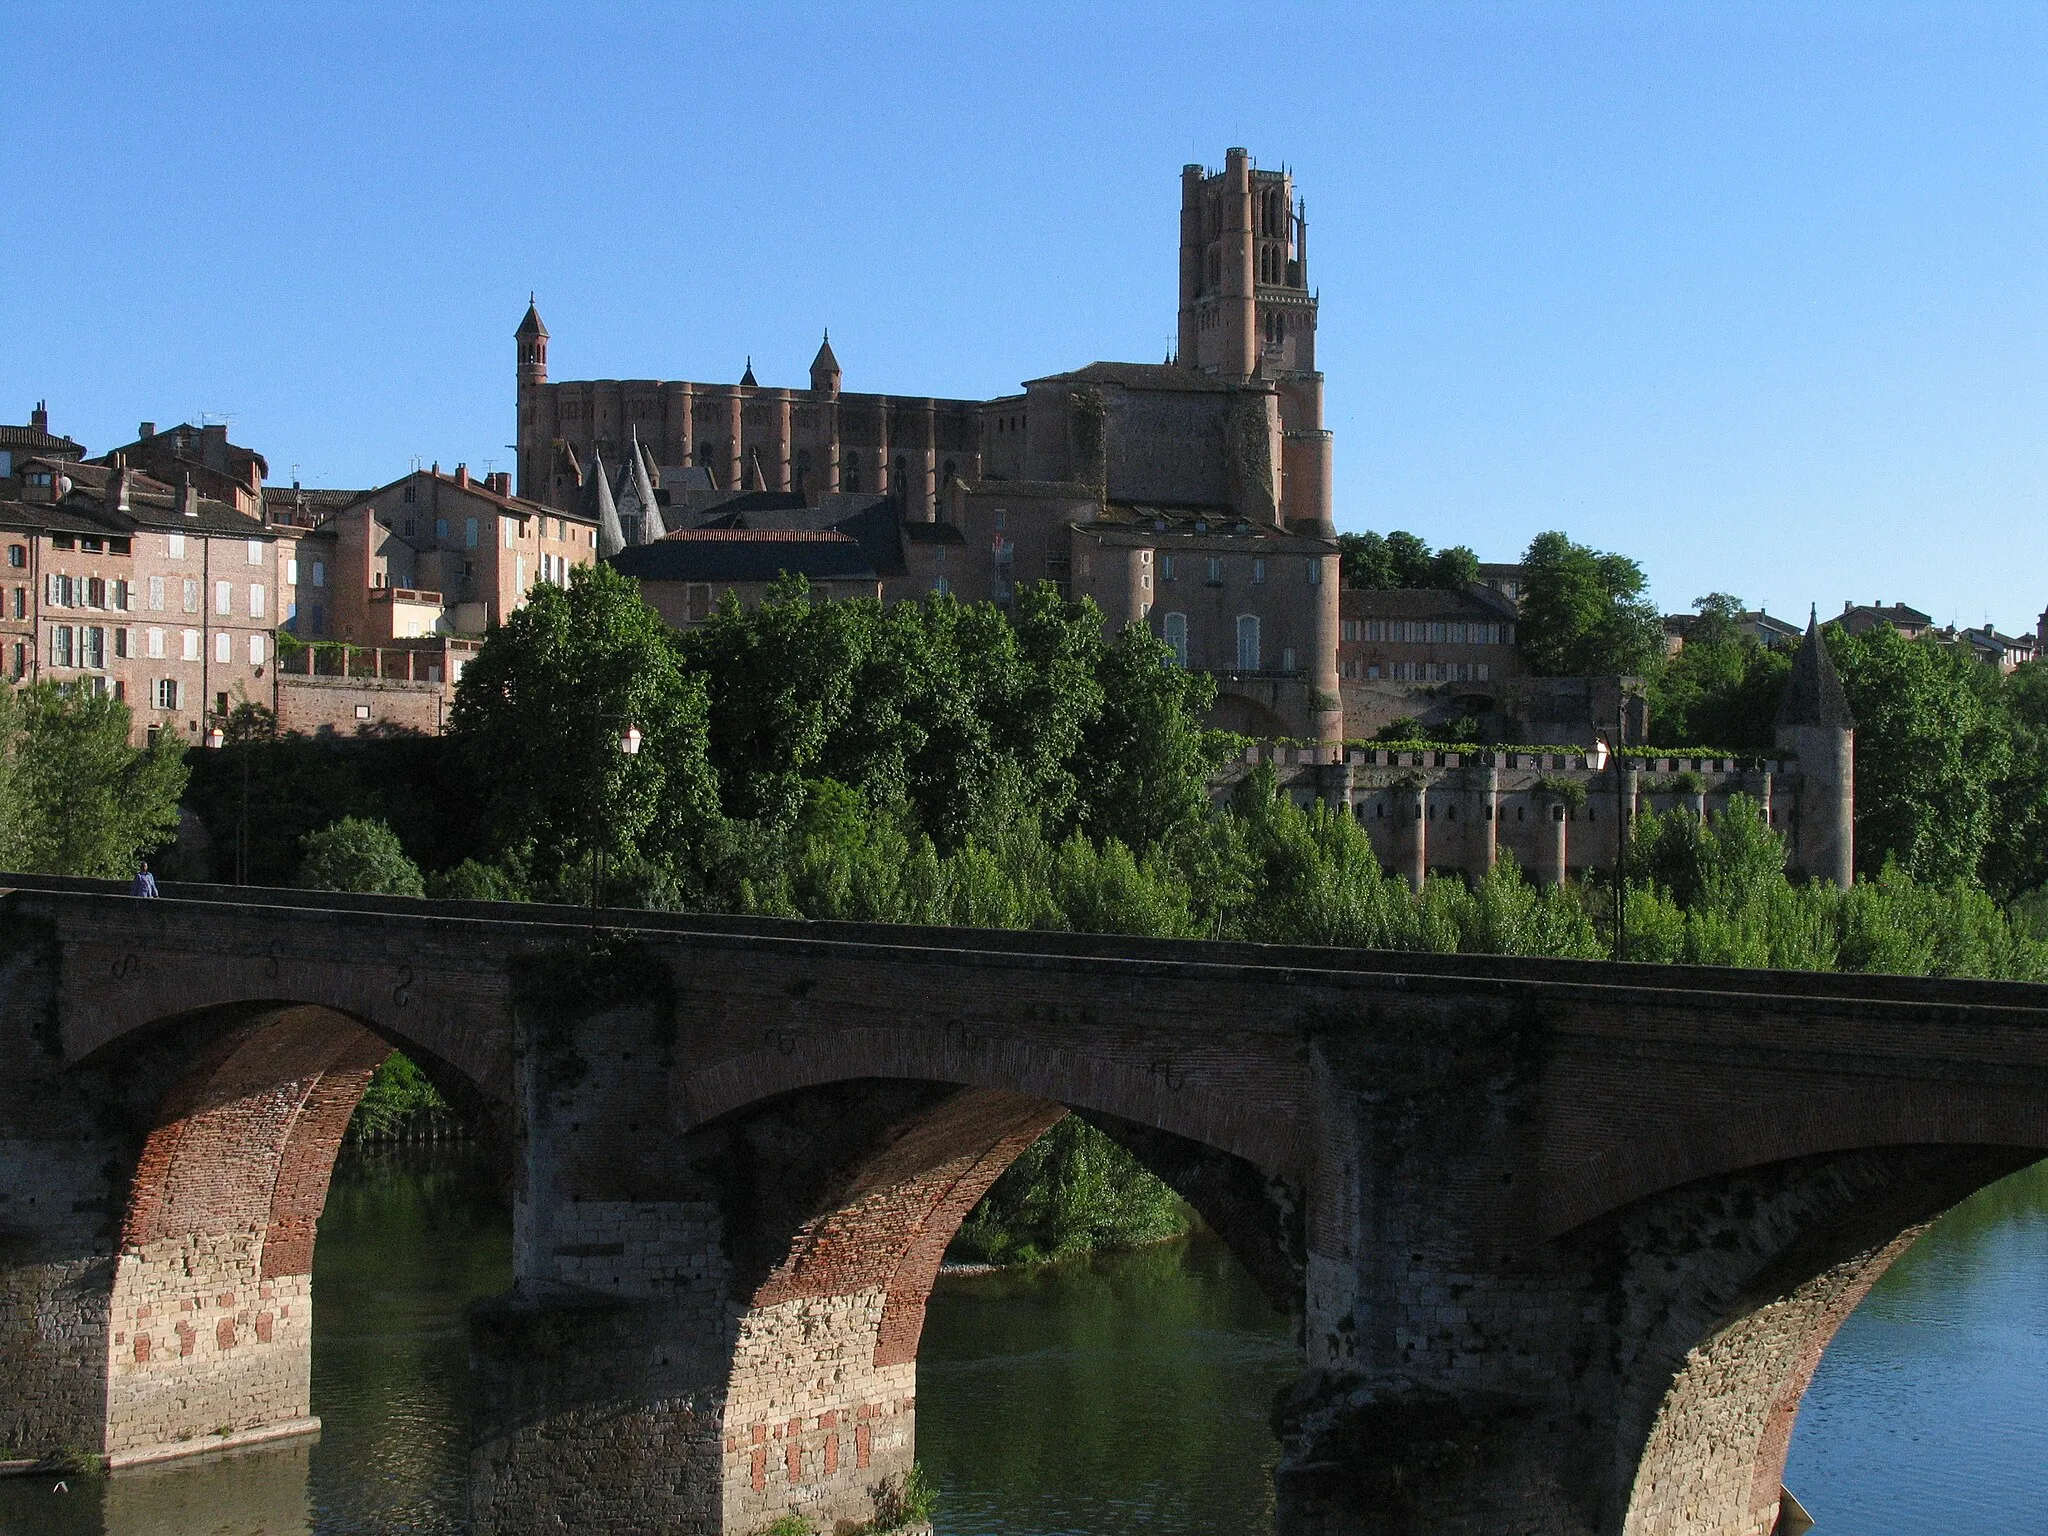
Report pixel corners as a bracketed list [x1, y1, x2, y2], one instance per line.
[297, 816, 426, 896]
[1336, 530, 1479, 591]
[1647, 594, 1792, 750]
[0, 682, 187, 877]
[450, 562, 721, 888]
[1985, 660, 2048, 898]
[1829, 624, 2008, 884]
[1516, 531, 1666, 677]
[1074, 620, 1223, 853]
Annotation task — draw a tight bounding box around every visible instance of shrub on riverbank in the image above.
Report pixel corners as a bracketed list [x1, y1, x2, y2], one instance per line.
[950, 1118, 1192, 1266]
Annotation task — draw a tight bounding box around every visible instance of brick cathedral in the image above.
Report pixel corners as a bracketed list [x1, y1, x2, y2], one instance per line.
[515, 148, 1344, 744]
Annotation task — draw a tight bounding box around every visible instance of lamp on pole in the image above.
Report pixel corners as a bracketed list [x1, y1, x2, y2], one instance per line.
[203, 722, 250, 885]
[1606, 696, 1630, 962]
[588, 710, 643, 936]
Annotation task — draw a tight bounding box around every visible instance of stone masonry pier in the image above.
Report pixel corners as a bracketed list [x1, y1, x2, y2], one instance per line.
[2, 873, 2044, 1533]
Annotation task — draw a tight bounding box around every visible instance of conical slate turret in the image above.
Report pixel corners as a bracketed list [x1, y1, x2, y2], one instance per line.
[809, 331, 841, 395]
[628, 427, 665, 543]
[1775, 609, 1855, 733]
[1774, 607, 1857, 888]
[581, 448, 625, 559]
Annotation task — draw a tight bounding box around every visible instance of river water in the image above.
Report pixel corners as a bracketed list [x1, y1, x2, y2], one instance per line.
[1, 1148, 2041, 1535]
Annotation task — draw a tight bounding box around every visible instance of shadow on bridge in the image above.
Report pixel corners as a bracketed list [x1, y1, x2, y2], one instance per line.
[3, 871, 2046, 1535]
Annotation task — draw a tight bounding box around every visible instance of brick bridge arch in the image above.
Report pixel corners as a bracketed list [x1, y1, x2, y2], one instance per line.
[39, 987, 511, 1469]
[8, 877, 2048, 1536]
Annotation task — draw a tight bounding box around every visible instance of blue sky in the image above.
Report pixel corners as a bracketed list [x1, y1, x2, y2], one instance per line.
[5, 2, 2044, 632]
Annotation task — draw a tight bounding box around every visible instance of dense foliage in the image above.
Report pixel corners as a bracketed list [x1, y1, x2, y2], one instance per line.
[951, 1118, 1189, 1266]
[1515, 530, 1667, 678]
[1645, 594, 1791, 752]
[230, 568, 2045, 1248]
[1336, 529, 1479, 591]
[0, 682, 187, 878]
[1623, 795, 2047, 979]
[298, 815, 427, 896]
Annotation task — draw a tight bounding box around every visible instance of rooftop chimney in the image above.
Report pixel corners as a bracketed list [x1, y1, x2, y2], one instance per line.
[107, 454, 131, 513]
[455, 463, 469, 488]
[180, 472, 199, 518]
[31, 401, 48, 433]
[138, 421, 156, 440]
[486, 471, 511, 495]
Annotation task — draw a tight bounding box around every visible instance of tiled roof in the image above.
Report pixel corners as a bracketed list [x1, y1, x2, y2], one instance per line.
[1340, 586, 1517, 618]
[663, 529, 857, 542]
[0, 425, 86, 456]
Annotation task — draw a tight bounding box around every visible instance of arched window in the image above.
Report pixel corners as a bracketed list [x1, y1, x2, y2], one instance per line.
[794, 448, 811, 497]
[696, 442, 714, 469]
[1162, 611, 1188, 667]
[1236, 614, 1261, 672]
[893, 455, 908, 504]
[843, 450, 862, 492]
[942, 458, 956, 488]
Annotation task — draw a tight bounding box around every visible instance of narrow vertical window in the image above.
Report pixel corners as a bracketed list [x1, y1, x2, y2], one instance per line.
[1163, 611, 1188, 667]
[1236, 614, 1261, 672]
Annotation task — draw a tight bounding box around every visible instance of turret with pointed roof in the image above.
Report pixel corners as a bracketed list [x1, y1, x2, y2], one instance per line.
[516, 294, 549, 388]
[617, 427, 666, 545]
[810, 331, 841, 396]
[579, 445, 625, 558]
[1774, 608, 1856, 887]
[1775, 609, 1855, 734]
[740, 357, 758, 388]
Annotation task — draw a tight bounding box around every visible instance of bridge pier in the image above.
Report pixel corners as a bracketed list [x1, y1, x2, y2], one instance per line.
[6, 881, 2048, 1535]
[470, 974, 1058, 1534]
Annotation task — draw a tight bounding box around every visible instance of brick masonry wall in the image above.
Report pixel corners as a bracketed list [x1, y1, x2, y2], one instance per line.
[6, 882, 2048, 1532]
[104, 1235, 312, 1454]
[275, 673, 445, 738]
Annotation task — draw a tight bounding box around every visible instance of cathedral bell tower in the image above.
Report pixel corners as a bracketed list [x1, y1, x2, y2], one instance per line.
[515, 296, 549, 498]
[1176, 150, 1332, 537]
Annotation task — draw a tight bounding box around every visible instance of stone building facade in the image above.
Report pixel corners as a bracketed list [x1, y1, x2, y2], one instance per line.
[1, 455, 292, 744]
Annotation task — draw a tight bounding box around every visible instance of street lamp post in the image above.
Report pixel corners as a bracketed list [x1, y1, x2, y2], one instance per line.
[587, 708, 642, 937]
[1611, 696, 1629, 963]
[204, 723, 251, 885]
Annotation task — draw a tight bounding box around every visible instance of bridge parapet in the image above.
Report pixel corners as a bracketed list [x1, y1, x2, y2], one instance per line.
[2, 875, 2046, 1534]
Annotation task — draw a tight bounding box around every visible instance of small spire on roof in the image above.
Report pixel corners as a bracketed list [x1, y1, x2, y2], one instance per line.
[1775, 608, 1856, 733]
[516, 296, 548, 339]
[809, 331, 842, 396]
[740, 356, 758, 388]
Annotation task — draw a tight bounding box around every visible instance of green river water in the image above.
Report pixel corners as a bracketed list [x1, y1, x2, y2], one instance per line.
[1, 1147, 2042, 1535]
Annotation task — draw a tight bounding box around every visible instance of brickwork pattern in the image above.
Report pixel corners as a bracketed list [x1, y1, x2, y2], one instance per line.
[4, 879, 2048, 1533]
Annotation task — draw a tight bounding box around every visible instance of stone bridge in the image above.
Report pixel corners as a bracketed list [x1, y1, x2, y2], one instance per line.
[2, 873, 2045, 1535]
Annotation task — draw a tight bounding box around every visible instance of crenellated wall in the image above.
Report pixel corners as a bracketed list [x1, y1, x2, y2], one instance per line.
[1224, 740, 1852, 887]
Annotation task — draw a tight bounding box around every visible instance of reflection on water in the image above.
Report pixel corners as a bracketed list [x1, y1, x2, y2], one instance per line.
[301, 1146, 512, 1533]
[918, 1233, 1298, 1536]
[1785, 1157, 2048, 1535]
[3, 1148, 2044, 1535]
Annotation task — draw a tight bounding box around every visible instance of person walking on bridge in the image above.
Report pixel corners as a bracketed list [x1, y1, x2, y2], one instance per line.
[129, 860, 158, 898]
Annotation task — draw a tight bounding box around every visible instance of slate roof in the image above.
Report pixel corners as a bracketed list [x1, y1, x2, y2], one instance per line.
[1025, 361, 1239, 393]
[1776, 615, 1856, 732]
[609, 529, 878, 585]
[1340, 585, 1520, 620]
